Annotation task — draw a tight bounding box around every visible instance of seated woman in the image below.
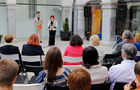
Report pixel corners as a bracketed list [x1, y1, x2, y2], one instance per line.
[90, 35, 104, 63]
[82, 46, 108, 84]
[134, 32, 140, 61]
[22, 34, 44, 56]
[35, 47, 71, 87]
[0, 34, 20, 55]
[68, 68, 91, 90]
[63, 35, 84, 65]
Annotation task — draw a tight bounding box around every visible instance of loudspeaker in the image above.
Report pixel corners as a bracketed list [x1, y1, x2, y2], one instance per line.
[84, 6, 92, 17]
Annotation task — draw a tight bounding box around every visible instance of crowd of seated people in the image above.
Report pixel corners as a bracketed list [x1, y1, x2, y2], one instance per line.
[1, 29, 140, 90]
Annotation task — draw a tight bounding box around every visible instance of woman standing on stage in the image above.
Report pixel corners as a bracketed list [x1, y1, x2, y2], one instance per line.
[48, 15, 57, 46]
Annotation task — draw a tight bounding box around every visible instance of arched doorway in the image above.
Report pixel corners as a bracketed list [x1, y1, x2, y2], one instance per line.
[84, 0, 102, 40]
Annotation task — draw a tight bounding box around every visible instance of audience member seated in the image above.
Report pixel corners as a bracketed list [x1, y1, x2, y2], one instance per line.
[134, 32, 140, 61]
[0, 59, 19, 90]
[124, 61, 140, 90]
[68, 68, 91, 90]
[35, 47, 71, 87]
[63, 34, 84, 65]
[0, 34, 20, 55]
[112, 30, 132, 64]
[90, 35, 104, 63]
[109, 43, 137, 90]
[22, 34, 44, 56]
[82, 46, 108, 84]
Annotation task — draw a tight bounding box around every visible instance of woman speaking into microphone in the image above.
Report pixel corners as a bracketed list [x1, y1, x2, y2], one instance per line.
[48, 15, 57, 46]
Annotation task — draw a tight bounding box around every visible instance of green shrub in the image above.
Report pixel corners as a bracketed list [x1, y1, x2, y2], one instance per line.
[0, 34, 3, 38]
[63, 18, 69, 32]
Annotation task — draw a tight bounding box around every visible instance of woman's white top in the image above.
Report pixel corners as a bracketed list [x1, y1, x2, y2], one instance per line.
[82, 65, 108, 84]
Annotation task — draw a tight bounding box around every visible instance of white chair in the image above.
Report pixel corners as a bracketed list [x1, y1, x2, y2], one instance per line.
[13, 83, 43, 90]
[63, 56, 82, 63]
[22, 55, 45, 65]
[1, 54, 19, 61]
[63, 65, 82, 71]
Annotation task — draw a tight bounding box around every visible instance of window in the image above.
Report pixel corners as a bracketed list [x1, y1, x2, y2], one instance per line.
[29, 0, 37, 19]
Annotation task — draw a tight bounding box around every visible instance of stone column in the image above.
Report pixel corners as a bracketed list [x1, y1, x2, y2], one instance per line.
[6, 0, 16, 37]
[101, 0, 118, 44]
[76, 6, 85, 38]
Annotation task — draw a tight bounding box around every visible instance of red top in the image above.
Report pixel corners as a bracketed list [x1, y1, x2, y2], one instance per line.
[63, 45, 84, 65]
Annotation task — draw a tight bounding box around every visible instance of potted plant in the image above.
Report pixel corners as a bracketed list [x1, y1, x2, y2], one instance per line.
[60, 18, 71, 41]
[0, 34, 3, 43]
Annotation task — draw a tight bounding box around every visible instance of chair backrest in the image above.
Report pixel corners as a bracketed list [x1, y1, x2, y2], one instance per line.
[63, 56, 82, 63]
[113, 82, 128, 90]
[13, 83, 43, 90]
[0, 53, 24, 72]
[1, 54, 19, 61]
[91, 82, 111, 90]
[63, 65, 82, 71]
[22, 55, 44, 66]
[22, 55, 43, 62]
[102, 54, 119, 63]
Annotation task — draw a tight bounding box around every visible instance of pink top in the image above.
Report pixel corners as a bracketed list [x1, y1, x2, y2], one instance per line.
[63, 45, 84, 65]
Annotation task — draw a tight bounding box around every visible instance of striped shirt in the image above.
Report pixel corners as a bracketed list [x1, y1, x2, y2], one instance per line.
[35, 68, 71, 87]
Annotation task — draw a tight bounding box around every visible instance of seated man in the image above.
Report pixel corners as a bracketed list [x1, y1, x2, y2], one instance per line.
[109, 43, 137, 90]
[112, 30, 131, 64]
[124, 61, 140, 90]
[0, 59, 19, 90]
[0, 34, 20, 55]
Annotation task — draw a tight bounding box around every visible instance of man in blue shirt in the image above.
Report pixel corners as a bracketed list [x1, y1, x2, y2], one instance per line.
[109, 43, 137, 90]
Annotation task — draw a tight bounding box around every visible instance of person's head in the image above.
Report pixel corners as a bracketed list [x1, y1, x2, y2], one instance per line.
[44, 46, 63, 83]
[27, 34, 40, 46]
[68, 68, 91, 90]
[134, 61, 140, 82]
[90, 35, 100, 46]
[0, 59, 19, 88]
[82, 46, 99, 69]
[135, 32, 140, 43]
[36, 11, 40, 17]
[70, 35, 83, 46]
[50, 15, 55, 21]
[4, 34, 13, 43]
[122, 30, 131, 40]
[122, 43, 137, 60]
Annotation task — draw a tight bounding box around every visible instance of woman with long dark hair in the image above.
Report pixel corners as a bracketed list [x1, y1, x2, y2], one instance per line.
[35, 46, 71, 87]
[82, 46, 108, 84]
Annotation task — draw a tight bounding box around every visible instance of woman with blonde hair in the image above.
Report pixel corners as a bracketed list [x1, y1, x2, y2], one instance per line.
[134, 32, 140, 61]
[90, 35, 104, 63]
[22, 34, 44, 55]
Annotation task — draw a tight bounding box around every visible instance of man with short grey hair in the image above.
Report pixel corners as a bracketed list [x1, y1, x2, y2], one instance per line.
[112, 30, 132, 64]
[109, 43, 137, 90]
